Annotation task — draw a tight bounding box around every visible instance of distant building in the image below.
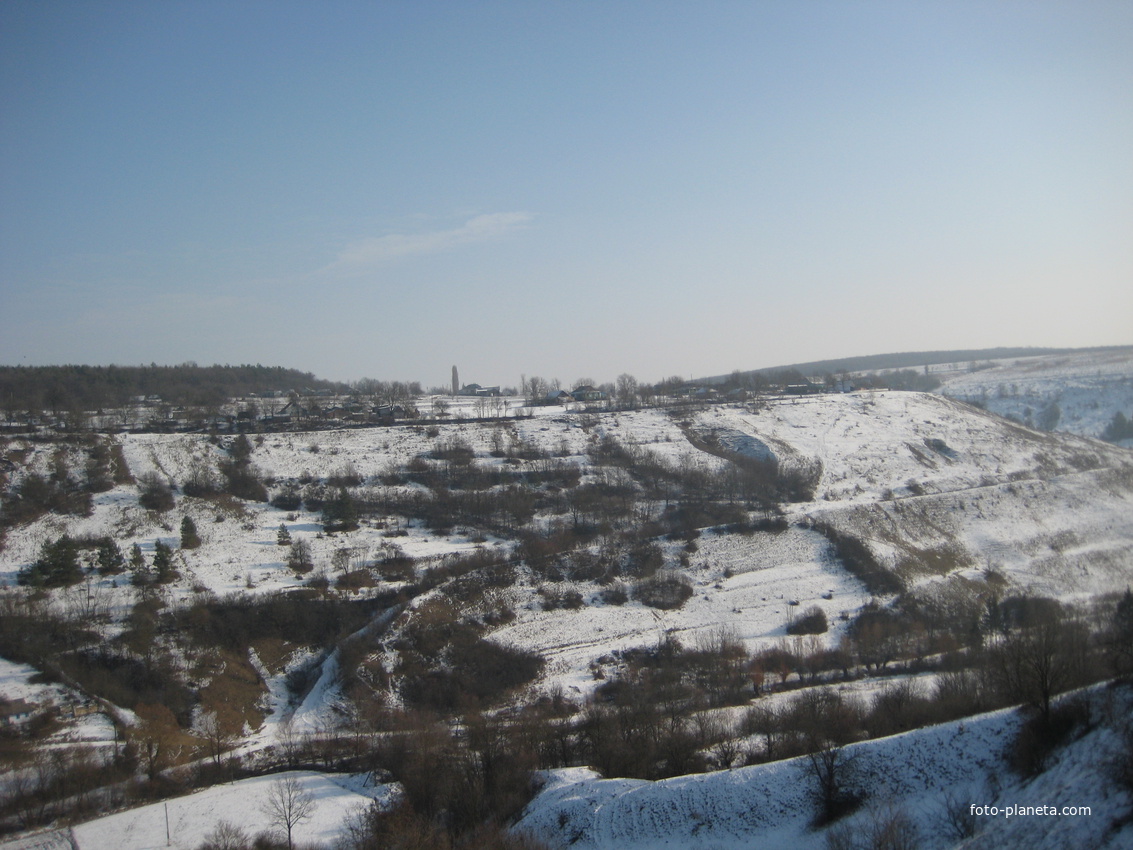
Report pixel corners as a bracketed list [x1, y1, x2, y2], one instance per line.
[0, 698, 36, 727]
[459, 384, 501, 397]
[571, 385, 607, 402]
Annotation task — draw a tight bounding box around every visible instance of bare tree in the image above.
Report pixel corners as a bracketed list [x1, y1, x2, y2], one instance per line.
[197, 710, 236, 770]
[261, 774, 316, 850]
[616, 373, 639, 409]
[993, 604, 1087, 724]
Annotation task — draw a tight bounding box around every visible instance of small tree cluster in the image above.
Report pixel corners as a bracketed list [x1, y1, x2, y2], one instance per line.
[18, 536, 83, 588]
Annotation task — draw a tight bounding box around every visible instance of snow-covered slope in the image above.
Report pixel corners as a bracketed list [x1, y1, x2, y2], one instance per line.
[2, 392, 1131, 701]
[0, 772, 396, 850]
[932, 347, 1133, 439]
[514, 683, 1133, 850]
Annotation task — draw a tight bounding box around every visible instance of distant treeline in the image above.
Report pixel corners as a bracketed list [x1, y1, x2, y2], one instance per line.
[0, 363, 345, 414]
[708, 345, 1132, 386]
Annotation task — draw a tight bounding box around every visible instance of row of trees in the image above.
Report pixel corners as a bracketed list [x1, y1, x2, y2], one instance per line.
[0, 364, 342, 419]
[15, 526, 195, 588]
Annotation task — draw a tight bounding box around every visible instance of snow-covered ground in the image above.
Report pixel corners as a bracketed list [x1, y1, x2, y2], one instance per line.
[0, 658, 118, 750]
[514, 683, 1133, 850]
[0, 771, 396, 850]
[492, 525, 864, 699]
[931, 347, 1133, 439]
[2, 375, 1132, 849]
[3, 391, 1132, 713]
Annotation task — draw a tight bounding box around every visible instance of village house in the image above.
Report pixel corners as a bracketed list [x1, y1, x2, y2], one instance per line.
[0, 698, 37, 728]
[570, 385, 607, 402]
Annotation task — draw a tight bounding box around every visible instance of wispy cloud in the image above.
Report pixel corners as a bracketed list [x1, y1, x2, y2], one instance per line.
[324, 212, 533, 273]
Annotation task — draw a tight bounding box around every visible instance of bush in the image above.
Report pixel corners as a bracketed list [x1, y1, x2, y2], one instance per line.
[788, 605, 829, 635]
[541, 587, 584, 611]
[815, 523, 903, 596]
[219, 461, 268, 502]
[286, 540, 313, 574]
[269, 485, 302, 511]
[1009, 697, 1090, 777]
[182, 461, 221, 497]
[401, 639, 544, 712]
[599, 583, 629, 605]
[633, 573, 693, 610]
[138, 473, 175, 512]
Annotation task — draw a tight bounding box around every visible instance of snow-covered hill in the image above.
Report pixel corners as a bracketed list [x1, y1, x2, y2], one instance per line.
[513, 682, 1133, 850]
[2, 388, 1132, 848]
[931, 347, 1133, 440]
[2, 392, 1131, 701]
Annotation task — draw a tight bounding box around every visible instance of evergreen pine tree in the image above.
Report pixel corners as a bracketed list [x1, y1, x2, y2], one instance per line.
[19, 536, 83, 587]
[129, 543, 151, 586]
[96, 538, 126, 574]
[42, 536, 81, 587]
[180, 515, 201, 549]
[152, 540, 176, 583]
[277, 523, 292, 546]
[1102, 411, 1132, 443]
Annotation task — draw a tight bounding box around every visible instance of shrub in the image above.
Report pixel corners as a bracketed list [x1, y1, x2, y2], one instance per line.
[337, 569, 379, 592]
[542, 588, 584, 611]
[182, 462, 220, 497]
[599, 583, 629, 605]
[138, 473, 175, 512]
[814, 523, 903, 596]
[219, 461, 268, 502]
[270, 485, 302, 511]
[788, 605, 829, 635]
[286, 540, 313, 574]
[633, 573, 694, 610]
[1009, 697, 1090, 777]
[401, 639, 544, 712]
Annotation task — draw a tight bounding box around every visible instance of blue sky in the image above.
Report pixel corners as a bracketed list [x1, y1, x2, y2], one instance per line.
[2, 1, 1130, 387]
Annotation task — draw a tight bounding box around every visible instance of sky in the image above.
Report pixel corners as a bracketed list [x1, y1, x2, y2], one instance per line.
[1, 1, 1130, 388]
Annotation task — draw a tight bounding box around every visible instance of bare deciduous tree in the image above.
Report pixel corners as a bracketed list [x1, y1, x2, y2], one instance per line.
[260, 774, 315, 850]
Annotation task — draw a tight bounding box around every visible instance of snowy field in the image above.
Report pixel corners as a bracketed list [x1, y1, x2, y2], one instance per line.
[0, 772, 395, 850]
